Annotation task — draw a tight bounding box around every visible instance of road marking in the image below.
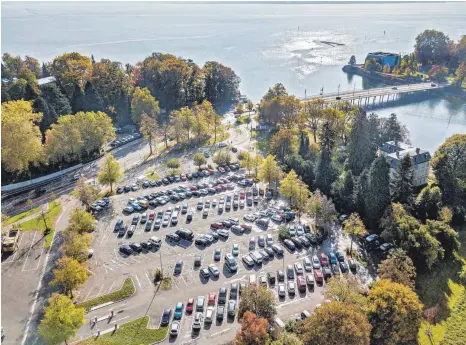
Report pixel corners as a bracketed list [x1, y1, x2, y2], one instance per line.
[97, 284, 106, 296]
[10, 232, 25, 262]
[110, 315, 130, 324]
[108, 280, 117, 293]
[104, 264, 114, 272]
[21, 231, 38, 272]
[172, 276, 180, 290]
[180, 274, 188, 286]
[210, 327, 231, 338]
[277, 297, 308, 308]
[135, 274, 142, 288]
[145, 269, 152, 286]
[84, 286, 95, 301]
[111, 259, 123, 267]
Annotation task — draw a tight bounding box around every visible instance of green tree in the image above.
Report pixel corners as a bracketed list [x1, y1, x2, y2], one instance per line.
[259, 155, 282, 188]
[238, 284, 277, 323]
[1, 100, 44, 173]
[280, 170, 299, 204]
[166, 158, 181, 175]
[235, 312, 270, 345]
[424, 219, 459, 259]
[98, 154, 122, 192]
[378, 249, 416, 288]
[354, 169, 370, 219]
[68, 209, 96, 234]
[83, 81, 104, 112]
[379, 113, 409, 145]
[366, 155, 391, 228]
[193, 152, 207, 170]
[414, 29, 452, 65]
[302, 99, 324, 143]
[131, 87, 160, 125]
[269, 128, 298, 162]
[428, 65, 449, 82]
[390, 153, 414, 205]
[431, 134, 466, 219]
[415, 185, 443, 221]
[343, 213, 366, 255]
[347, 110, 374, 175]
[213, 150, 232, 166]
[70, 83, 85, 113]
[74, 178, 98, 210]
[308, 190, 338, 233]
[34, 96, 57, 133]
[246, 99, 254, 113]
[42, 62, 50, 77]
[271, 333, 303, 345]
[364, 58, 382, 73]
[40, 83, 72, 116]
[140, 114, 158, 156]
[298, 301, 371, 345]
[203, 60, 240, 105]
[315, 121, 337, 195]
[50, 257, 88, 297]
[335, 171, 355, 213]
[349, 55, 356, 65]
[38, 293, 85, 345]
[279, 95, 302, 129]
[367, 279, 423, 345]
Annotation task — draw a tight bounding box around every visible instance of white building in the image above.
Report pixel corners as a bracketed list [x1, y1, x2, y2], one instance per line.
[378, 141, 431, 187]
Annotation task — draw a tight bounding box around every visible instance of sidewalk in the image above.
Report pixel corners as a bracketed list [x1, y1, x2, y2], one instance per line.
[4, 203, 50, 230]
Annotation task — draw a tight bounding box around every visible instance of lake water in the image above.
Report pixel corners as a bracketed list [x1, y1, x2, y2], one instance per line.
[2, 2, 466, 151]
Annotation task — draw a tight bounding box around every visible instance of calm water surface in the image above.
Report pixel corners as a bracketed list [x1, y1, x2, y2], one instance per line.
[2, 2, 465, 151]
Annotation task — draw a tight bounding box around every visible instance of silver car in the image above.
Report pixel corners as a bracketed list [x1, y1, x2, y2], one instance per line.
[170, 321, 180, 337]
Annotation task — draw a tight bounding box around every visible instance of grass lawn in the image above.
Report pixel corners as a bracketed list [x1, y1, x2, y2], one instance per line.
[207, 132, 230, 145]
[78, 317, 168, 345]
[20, 201, 62, 249]
[235, 115, 250, 124]
[255, 134, 270, 154]
[160, 277, 172, 291]
[78, 278, 136, 312]
[144, 168, 161, 181]
[3, 206, 40, 226]
[417, 226, 466, 345]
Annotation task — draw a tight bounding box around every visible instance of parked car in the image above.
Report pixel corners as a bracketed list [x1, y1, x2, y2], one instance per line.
[161, 308, 172, 326]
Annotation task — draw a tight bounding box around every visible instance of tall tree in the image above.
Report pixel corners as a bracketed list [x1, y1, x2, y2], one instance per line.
[238, 284, 277, 323]
[324, 275, 367, 309]
[298, 301, 371, 345]
[1, 100, 44, 172]
[42, 62, 50, 77]
[98, 154, 122, 192]
[62, 232, 92, 262]
[83, 81, 104, 112]
[390, 153, 414, 205]
[414, 29, 452, 65]
[367, 279, 423, 345]
[24, 55, 41, 78]
[315, 121, 337, 195]
[203, 60, 240, 105]
[354, 169, 370, 219]
[423, 219, 459, 259]
[67, 209, 96, 234]
[280, 170, 299, 205]
[380, 113, 408, 145]
[347, 110, 374, 175]
[344, 213, 366, 255]
[50, 52, 93, 97]
[115, 90, 131, 125]
[140, 114, 158, 156]
[336, 171, 355, 213]
[366, 155, 391, 228]
[431, 134, 466, 220]
[40, 83, 72, 116]
[50, 257, 88, 298]
[378, 249, 416, 288]
[235, 312, 270, 345]
[33, 96, 57, 134]
[131, 86, 160, 124]
[259, 155, 283, 191]
[269, 128, 298, 162]
[38, 293, 85, 345]
[74, 178, 98, 210]
[308, 190, 338, 232]
[193, 152, 207, 170]
[70, 83, 85, 113]
[415, 185, 443, 221]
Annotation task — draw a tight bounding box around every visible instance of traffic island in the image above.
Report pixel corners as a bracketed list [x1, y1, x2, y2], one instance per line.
[78, 278, 136, 312]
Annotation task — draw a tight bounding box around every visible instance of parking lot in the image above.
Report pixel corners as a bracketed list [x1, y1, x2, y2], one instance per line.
[76, 170, 363, 343]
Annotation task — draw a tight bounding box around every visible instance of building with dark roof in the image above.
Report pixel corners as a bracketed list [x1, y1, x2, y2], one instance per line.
[378, 141, 431, 187]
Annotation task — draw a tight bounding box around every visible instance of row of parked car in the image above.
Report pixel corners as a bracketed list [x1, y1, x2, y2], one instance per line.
[90, 197, 111, 214]
[110, 133, 142, 147]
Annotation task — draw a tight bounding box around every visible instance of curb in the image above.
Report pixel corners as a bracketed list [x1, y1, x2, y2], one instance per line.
[90, 301, 114, 312]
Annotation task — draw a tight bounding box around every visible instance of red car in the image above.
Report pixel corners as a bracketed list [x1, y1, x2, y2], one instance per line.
[241, 223, 252, 231]
[149, 212, 155, 220]
[208, 293, 216, 305]
[186, 298, 194, 313]
[215, 185, 223, 192]
[297, 276, 307, 291]
[211, 222, 223, 229]
[239, 192, 245, 199]
[319, 253, 329, 267]
[314, 270, 324, 283]
[180, 174, 187, 181]
[188, 185, 197, 191]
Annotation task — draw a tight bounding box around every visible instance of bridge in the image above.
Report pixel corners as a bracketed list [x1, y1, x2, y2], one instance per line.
[302, 82, 449, 106]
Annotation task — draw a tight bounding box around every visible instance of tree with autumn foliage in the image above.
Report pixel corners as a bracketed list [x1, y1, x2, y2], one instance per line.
[235, 312, 270, 345]
[297, 301, 371, 345]
[238, 284, 277, 323]
[367, 279, 423, 345]
[343, 213, 366, 255]
[378, 249, 416, 288]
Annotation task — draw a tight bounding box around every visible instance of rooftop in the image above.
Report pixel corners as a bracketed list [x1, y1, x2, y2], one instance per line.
[368, 52, 400, 57]
[37, 76, 56, 86]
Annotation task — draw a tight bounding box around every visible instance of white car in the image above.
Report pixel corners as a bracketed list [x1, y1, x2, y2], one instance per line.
[243, 214, 256, 222]
[170, 321, 180, 337]
[205, 307, 215, 324]
[239, 199, 245, 208]
[278, 283, 286, 297]
[287, 281, 296, 295]
[212, 199, 217, 207]
[208, 264, 220, 277]
[162, 215, 170, 227]
[312, 255, 321, 269]
[192, 312, 203, 331]
[294, 262, 304, 275]
[266, 234, 273, 246]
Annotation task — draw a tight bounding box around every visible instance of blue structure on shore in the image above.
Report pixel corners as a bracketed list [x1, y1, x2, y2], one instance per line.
[365, 52, 401, 68]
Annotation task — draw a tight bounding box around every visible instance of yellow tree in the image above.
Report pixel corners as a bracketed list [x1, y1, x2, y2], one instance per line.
[367, 279, 423, 345]
[343, 213, 366, 255]
[51, 52, 93, 96]
[1, 100, 44, 173]
[269, 128, 298, 162]
[279, 95, 301, 129]
[74, 178, 98, 210]
[68, 209, 96, 234]
[259, 155, 282, 191]
[303, 99, 325, 142]
[98, 154, 123, 193]
[280, 170, 299, 205]
[50, 257, 88, 298]
[192, 101, 210, 141]
[131, 86, 160, 124]
[38, 293, 85, 345]
[62, 232, 92, 262]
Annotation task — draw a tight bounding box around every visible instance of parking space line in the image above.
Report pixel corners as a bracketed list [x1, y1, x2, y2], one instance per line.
[21, 231, 37, 272]
[110, 259, 123, 267]
[134, 274, 142, 289]
[107, 280, 117, 293]
[145, 269, 152, 286]
[172, 277, 180, 290]
[84, 286, 95, 301]
[179, 274, 188, 286]
[189, 270, 198, 284]
[10, 232, 25, 262]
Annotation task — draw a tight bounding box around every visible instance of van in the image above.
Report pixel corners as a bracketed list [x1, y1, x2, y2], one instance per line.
[171, 211, 179, 225]
[224, 254, 238, 273]
[249, 274, 257, 285]
[175, 228, 194, 241]
[250, 251, 263, 265]
[256, 218, 269, 228]
[138, 200, 149, 209]
[274, 316, 286, 330]
[149, 236, 162, 247]
[301, 310, 311, 319]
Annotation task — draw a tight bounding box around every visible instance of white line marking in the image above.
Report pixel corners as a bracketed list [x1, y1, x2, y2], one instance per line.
[180, 274, 188, 286]
[11, 232, 25, 262]
[135, 274, 142, 288]
[21, 200, 69, 345]
[84, 286, 95, 301]
[97, 284, 106, 296]
[21, 231, 37, 272]
[210, 328, 231, 338]
[110, 315, 130, 324]
[145, 270, 152, 286]
[108, 280, 117, 293]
